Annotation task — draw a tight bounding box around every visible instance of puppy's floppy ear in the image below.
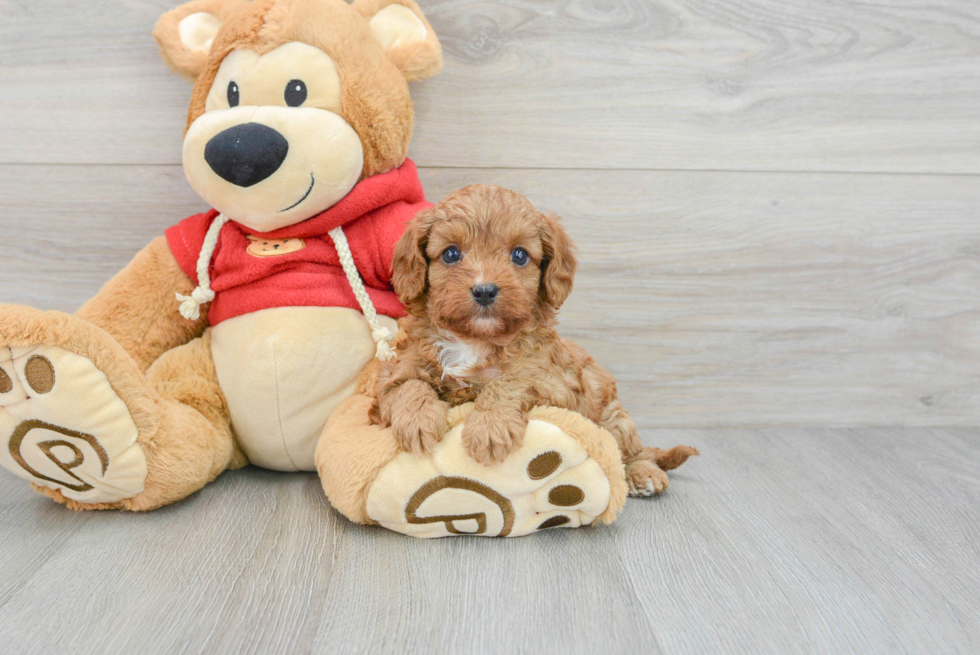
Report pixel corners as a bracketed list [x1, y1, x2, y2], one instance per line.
[392, 209, 437, 305]
[539, 212, 578, 310]
[153, 0, 248, 79]
[353, 0, 443, 82]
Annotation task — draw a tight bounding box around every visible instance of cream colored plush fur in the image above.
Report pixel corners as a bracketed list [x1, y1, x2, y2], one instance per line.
[213, 307, 399, 471]
[317, 395, 628, 535]
[0, 304, 244, 511]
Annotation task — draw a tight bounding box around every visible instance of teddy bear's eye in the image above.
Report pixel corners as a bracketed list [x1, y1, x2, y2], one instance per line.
[227, 81, 240, 107]
[511, 247, 529, 266]
[441, 246, 462, 265]
[285, 79, 308, 107]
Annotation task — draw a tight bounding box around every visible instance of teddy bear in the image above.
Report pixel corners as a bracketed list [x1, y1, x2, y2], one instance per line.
[0, 0, 639, 537]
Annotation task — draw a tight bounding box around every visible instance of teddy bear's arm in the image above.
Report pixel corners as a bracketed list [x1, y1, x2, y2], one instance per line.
[76, 236, 209, 372]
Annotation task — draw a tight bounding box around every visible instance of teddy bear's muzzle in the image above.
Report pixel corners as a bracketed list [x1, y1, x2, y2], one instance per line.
[204, 122, 289, 188]
[182, 105, 364, 232]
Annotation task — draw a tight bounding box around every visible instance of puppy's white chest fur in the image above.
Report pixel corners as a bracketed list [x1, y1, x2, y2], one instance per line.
[434, 334, 494, 382]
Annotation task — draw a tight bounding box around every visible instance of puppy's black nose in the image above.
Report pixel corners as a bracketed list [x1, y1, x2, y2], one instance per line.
[471, 283, 499, 307]
[204, 123, 289, 187]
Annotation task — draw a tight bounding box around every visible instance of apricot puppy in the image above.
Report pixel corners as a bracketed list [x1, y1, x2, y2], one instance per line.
[375, 185, 697, 495]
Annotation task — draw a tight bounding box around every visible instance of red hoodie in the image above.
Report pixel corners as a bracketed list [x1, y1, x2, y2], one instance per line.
[165, 159, 430, 326]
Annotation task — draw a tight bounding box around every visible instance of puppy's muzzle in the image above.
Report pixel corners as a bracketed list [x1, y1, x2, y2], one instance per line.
[471, 283, 499, 307]
[204, 123, 289, 188]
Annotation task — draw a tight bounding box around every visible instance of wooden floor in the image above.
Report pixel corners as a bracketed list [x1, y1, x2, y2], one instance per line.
[1, 1, 979, 653]
[0, 427, 977, 654]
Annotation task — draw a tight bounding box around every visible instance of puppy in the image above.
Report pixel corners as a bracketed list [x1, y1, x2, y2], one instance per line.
[374, 185, 697, 496]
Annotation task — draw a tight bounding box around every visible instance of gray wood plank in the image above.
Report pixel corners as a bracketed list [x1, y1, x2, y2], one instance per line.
[615, 427, 980, 654]
[1, 1, 979, 173]
[0, 428, 977, 654]
[2, 164, 977, 427]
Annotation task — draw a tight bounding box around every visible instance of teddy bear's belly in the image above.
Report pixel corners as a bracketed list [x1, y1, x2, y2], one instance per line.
[210, 306, 398, 471]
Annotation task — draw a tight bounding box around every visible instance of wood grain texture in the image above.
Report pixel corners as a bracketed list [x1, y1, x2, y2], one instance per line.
[0, 428, 977, 654]
[1, 1, 979, 172]
[2, 165, 977, 427]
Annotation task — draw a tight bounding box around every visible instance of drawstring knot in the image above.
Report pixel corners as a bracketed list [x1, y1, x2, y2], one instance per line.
[175, 213, 231, 322]
[371, 325, 396, 361]
[330, 225, 397, 361]
[175, 286, 215, 320]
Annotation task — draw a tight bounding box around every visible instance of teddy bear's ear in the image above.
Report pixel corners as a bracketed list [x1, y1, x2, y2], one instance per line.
[153, 0, 249, 79]
[353, 0, 443, 82]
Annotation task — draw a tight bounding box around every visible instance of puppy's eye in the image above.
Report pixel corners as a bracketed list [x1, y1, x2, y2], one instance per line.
[511, 247, 529, 266]
[227, 81, 240, 107]
[285, 79, 308, 107]
[441, 246, 462, 264]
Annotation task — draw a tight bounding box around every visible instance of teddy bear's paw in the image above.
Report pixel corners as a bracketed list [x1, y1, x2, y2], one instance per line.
[365, 410, 622, 538]
[0, 345, 146, 504]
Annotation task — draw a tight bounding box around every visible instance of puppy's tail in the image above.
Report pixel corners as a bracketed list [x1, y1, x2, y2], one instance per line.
[631, 445, 700, 471]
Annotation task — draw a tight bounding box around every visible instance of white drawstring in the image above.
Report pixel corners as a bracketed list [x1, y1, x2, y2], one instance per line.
[328, 225, 396, 361]
[176, 213, 230, 320]
[174, 214, 395, 362]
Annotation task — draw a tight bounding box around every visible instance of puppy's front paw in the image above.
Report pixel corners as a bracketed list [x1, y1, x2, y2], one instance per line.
[385, 382, 449, 456]
[462, 407, 527, 466]
[391, 397, 449, 456]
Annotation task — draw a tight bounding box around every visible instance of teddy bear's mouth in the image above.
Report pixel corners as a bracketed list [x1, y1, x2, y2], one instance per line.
[279, 174, 315, 213]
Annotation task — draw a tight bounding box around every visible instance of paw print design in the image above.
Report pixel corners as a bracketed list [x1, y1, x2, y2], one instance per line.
[0, 345, 147, 504]
[246, 235, 306, 258]
[366, 406, 625, 538]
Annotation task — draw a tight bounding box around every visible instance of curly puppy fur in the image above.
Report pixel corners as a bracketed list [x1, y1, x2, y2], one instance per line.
[373, 185, 697, 495]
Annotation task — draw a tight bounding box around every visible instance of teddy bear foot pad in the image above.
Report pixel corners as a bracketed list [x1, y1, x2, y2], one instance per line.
[0, 345, 147, 504]
[365, 407, 627, 538]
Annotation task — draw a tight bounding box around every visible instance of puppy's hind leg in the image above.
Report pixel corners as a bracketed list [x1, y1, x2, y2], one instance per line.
[623, 446, 700, 496]
[624, 457, 670, 497]
[599, 399, 698, 496]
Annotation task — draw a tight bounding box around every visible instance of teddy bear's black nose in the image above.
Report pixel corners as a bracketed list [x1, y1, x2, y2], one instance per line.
[204, 123, 289, 187]
[471, 284, 499, 307]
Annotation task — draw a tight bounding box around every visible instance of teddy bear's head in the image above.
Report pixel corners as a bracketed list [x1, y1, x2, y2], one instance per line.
[155, 0, 441, 233]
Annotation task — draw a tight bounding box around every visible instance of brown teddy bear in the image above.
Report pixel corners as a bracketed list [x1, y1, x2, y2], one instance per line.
[0, 0, 633, 537]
